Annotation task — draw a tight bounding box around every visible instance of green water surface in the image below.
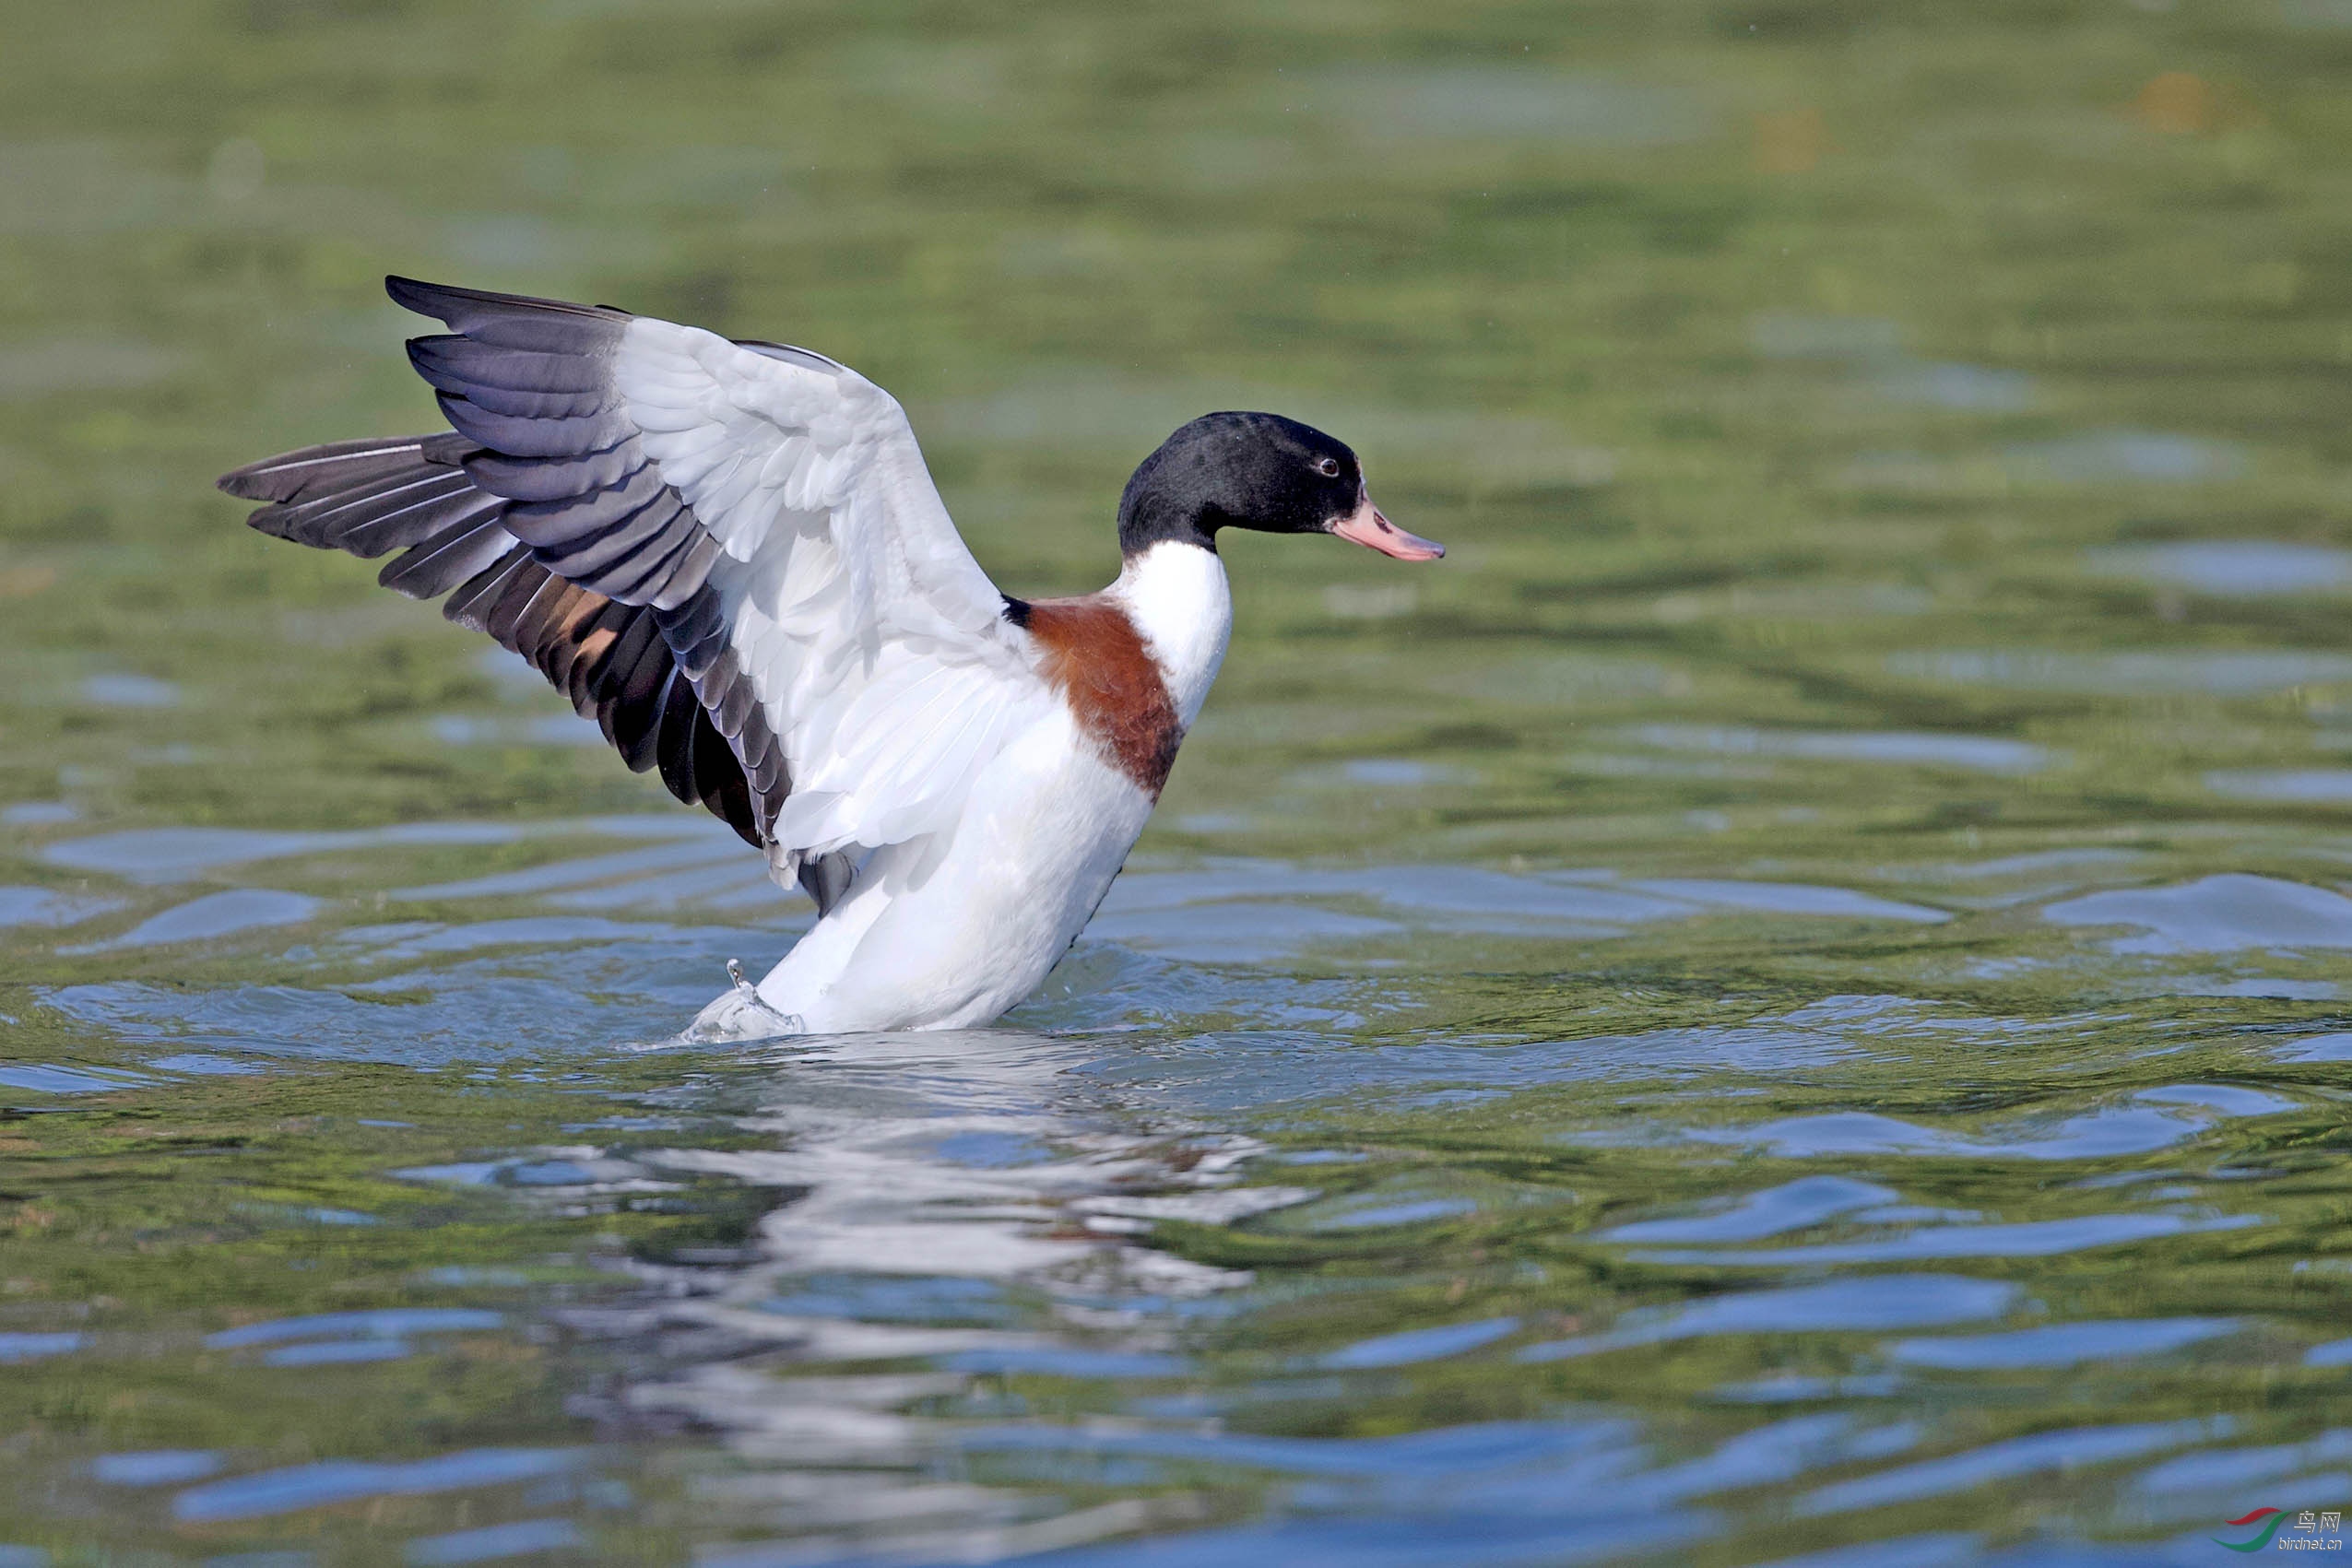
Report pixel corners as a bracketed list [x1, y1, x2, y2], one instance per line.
[5, 1, 2352, 1563]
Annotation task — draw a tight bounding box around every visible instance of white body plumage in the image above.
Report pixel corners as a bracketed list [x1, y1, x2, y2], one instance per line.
[702, 543, 1234, 1036]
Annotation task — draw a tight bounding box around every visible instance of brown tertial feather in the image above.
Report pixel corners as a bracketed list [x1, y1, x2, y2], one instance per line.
[1021, 596, 1183, 796]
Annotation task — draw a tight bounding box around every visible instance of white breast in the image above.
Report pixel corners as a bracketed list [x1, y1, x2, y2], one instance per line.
[1108, 541, 1233, 727]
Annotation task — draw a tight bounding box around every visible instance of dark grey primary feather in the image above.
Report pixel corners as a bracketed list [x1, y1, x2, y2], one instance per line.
[408, 336, 610, 412]
[383, 276, 629, 350]
[376, 513, 519, 600]
[224, 433, 460, 505]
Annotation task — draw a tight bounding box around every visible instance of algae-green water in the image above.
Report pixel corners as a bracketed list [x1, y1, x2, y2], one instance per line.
[5, 2, 2352, 1563]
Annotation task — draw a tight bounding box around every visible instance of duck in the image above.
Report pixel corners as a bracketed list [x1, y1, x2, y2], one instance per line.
[220, 277, 1445, 1036]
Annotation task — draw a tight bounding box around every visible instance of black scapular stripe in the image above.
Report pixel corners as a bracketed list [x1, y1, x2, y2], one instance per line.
[219, 433, 773, 851]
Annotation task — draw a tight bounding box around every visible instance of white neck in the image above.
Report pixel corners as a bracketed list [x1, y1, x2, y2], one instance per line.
[1111, 541, 1231, 728]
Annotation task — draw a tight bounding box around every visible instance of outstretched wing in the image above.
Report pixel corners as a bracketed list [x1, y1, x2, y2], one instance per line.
[222, 277, 1049, 903]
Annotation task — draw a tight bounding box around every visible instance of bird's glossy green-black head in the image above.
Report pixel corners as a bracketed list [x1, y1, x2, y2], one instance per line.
[1117, 411, 1444, 560]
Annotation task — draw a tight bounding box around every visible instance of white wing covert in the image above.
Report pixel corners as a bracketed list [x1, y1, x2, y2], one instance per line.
[386, 277, 1048, 890]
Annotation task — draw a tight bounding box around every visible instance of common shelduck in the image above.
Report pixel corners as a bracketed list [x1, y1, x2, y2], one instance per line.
[220, 277, 1445, 1036]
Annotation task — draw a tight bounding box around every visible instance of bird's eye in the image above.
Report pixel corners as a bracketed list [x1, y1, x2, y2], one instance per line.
[1313, 457, 1341, 477]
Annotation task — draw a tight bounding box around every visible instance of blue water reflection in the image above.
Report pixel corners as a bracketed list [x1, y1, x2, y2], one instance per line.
[1519, 1278, 2016, 1362]
[1885, 1318, 2238, 1370]
[1793, 1420, 2222, 1516]
[89, 1451, 221, 1487]
[172, 1450, 582, 1524]
[404, 1518, 584, 1565]
[0, 1333, 84, 1364]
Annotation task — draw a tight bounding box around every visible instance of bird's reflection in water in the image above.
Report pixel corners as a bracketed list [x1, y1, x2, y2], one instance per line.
[573, 1029, 1300, 1561]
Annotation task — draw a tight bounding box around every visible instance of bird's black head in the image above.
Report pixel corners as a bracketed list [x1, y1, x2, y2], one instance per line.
[1117, 411, 1444, 561]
